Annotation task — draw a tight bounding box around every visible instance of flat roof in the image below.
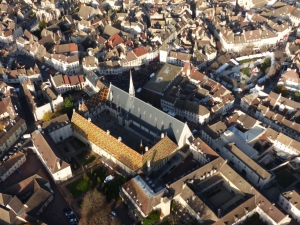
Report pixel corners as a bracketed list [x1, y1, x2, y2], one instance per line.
[143, 63, 181, 94]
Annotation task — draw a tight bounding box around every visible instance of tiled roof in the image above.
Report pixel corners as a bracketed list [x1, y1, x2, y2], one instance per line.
[71, 112, 178, 171]
[143, 136, 178, 167]
[72, 112, 143, 171]
[84, 88, 109, 110]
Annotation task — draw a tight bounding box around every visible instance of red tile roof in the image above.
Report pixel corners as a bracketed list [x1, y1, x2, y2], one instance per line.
[63, 75, 69, 85]
[69, 76, 80, 86]
[108, 33, 124, 47]
[78, 75, 85, 83]
[133, 47, 148, 57]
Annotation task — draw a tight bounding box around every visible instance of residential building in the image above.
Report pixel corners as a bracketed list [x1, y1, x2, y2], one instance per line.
[32, 132, 72, 183]
[0, 117, 27, 157]
[0, 152, 26, 182]
[22, 80, 64, 121]
[0, 171, 54, 223]
[279, 190, 300, 223]
[41, 114, 72, 143]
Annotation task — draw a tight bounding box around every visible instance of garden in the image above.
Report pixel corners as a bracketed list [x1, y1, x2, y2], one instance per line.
[67, 174, 93, 198]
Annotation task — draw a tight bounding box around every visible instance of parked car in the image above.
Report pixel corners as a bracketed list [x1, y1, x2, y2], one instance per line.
[15, 169, 22, 174]
[8, 151, 14, 155]
[110, 215, 114, 220]
[13, 147, 18, 152]
[111, 211, 117, 217]
[45, 68, 50, 71]
[2, 155, 8, 161]
[41, 65, 45, 69]
[65, 211, 74, 216]
[69, 218, 77, 223]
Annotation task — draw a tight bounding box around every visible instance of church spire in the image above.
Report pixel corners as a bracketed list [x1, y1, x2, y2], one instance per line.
[129, 70, 135, 99]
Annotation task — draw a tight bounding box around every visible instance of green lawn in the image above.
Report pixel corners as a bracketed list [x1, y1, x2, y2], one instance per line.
[67, 179, 90, 197]
[83, 155, 96, 165]
[275, 168, 297, 189]
[241, 67, 250, 77]
[238, 59, 252, 65]
[257, 58, 271, 75]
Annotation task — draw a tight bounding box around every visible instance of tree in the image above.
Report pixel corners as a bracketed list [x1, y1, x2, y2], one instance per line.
[79, 190, 120, 225]
[143, 210, 160, 225]
[273, 85, 289, 97]
[97, 177, 101, 183]
[39, 21, 47, 30]
[89, 180, 93, 188]
[83, 173, 88, 182]
[43, 111, 54, 122]
[90, 168, 94, 174]
[63, 95, 74, 118]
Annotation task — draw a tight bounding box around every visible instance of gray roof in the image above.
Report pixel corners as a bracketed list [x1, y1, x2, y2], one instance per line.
[143, 63, 182, 95]
[108, 84, 192, 145]
[86, 72, 99, 86]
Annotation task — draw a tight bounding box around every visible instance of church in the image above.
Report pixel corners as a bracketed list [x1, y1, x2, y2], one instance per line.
[72, 72, 193, 174]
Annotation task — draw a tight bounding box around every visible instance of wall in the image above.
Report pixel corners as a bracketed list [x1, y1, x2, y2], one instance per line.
[0, 154, 26, 181]
[34, 95, 64, 121]
[0, 121, 27, 156]
[53, 165, 72, 183]
[48, 124, 72, 143]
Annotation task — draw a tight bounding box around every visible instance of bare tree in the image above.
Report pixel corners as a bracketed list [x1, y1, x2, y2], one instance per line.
[79, 190, 120, 225]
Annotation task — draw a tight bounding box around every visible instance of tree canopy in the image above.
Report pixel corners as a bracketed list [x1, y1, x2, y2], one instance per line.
[143, 210, 160, 225]
[79, 190, 120, 225]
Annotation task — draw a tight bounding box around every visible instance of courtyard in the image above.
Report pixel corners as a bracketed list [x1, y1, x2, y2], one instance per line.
[93, 111, 154, 153]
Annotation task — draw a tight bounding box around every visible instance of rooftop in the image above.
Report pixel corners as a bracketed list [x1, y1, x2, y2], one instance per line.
[143, 63, 182, 94]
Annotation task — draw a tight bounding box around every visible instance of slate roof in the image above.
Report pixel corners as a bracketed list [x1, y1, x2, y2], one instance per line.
[107, 84, 192, 145]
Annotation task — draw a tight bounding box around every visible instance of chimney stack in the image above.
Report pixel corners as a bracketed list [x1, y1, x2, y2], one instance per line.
[145, 146, 149, 152]
[147, 160, 151, 172]
[161, 133, 164, 139]
[57, 161, 61, 170]
[107, 130, 110, 135]
[118, 137, 122, 142]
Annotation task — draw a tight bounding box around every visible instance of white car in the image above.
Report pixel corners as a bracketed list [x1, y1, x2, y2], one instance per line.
[45, 68, 50, 71]
[2, 155, 8, 161]
[111, 211, 117, 217]
[41, 65, 45, 70]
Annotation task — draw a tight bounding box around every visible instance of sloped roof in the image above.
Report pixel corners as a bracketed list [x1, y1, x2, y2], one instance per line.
[72, 112, 143, 171]
[107, 84, 191, 145]
[72, 112, 179, 171]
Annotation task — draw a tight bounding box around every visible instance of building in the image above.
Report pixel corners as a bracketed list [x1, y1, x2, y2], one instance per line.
[50, 74, 85, 95]
[22, 80, 64, 121]
[121, 155, 290, 224]
[78, 87, 108, 118]
[0, 152, 26, 182]
[0, 117, 27, 157]
[143, 63, 182, 105]
[0, 171, 54, 223]
[222, 143, 273, 189]
[278, 69, 300, 93]
[41, 114, 72, 143]
[279, 190, 300, 223]
[32, 132, 72, 183]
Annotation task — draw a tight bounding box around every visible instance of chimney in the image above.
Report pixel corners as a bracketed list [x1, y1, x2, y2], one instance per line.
[118, 137, 122, 142]
[145, 146, 149, 152]
[161, 133, 164, 139]
[107, 130, 110, 135]
[57, 161, 61, 169]
[147, 160, 151, 172]
[218, 209, 222, 218]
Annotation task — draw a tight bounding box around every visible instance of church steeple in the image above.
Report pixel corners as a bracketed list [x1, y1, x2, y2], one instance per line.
[129, 70, 135, 100]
